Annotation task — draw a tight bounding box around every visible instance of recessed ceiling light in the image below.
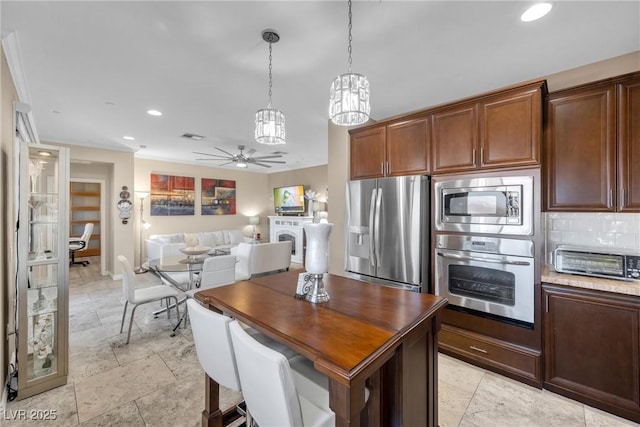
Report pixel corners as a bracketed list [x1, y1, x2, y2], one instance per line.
[147, 109, 162, 116]
[521, 3, 552, 22]
[123, 136, 135, 141]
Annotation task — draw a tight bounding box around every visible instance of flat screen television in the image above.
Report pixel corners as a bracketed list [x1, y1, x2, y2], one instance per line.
[274, 184, 305, 215]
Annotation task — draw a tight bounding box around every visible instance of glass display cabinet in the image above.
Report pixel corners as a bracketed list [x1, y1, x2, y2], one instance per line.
[17, 141, 69, 399]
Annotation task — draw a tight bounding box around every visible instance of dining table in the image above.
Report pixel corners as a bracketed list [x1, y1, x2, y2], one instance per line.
[194, 269, 448, 427]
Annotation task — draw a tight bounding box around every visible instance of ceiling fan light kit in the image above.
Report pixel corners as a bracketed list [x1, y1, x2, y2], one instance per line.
[255, 29, 286, 145]
[329, 0, 371, 126]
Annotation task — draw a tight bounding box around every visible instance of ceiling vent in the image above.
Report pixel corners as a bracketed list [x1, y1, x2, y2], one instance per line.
[181, 133, 205, 141]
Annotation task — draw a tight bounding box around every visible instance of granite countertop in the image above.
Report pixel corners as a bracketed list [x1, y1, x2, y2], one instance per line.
[542, 265, 640, 297]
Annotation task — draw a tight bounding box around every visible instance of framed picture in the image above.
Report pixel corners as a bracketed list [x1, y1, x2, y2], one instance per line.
[202, 178, 236, 215]
[150, 174, 195, 216]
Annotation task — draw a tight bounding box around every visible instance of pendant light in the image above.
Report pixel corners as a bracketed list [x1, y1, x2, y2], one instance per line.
[255, 29, 286, 145]
[329, 0, 370, 126]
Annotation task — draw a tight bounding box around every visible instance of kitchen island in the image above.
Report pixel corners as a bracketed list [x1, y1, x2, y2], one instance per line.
[194, 269, 448, 427]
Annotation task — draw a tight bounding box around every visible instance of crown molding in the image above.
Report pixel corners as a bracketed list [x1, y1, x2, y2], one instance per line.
[2, 31, 31, 103]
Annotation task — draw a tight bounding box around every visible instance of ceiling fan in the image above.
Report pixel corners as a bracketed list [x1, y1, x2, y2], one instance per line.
[193, 145, 286, 168]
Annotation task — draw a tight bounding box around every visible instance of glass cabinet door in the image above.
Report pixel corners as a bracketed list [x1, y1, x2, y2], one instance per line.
[17, 142, 69, 399]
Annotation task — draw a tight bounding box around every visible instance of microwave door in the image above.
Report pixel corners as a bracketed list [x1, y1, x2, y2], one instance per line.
[345, 179, 377, 277]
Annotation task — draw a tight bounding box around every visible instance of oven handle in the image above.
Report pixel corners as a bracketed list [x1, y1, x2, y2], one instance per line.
[436, 252, 531, 266]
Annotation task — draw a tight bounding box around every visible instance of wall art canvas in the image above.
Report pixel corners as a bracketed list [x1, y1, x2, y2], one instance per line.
[202, 178, 236, 215]
[150, 174, 195, 216]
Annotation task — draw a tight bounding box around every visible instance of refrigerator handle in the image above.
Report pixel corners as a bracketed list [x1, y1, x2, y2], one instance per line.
[369, 188, 377, 268]
[374, 187, 383, 270]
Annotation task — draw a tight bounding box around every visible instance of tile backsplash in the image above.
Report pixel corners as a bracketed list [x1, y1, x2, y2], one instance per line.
[544, 212, 640, 264]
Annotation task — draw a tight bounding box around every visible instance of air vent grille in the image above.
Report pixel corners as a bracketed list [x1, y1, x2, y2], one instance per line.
[181, 133, 205, 141]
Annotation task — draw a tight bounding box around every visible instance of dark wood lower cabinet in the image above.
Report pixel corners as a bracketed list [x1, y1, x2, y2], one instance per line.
[543, 283, 640, 423]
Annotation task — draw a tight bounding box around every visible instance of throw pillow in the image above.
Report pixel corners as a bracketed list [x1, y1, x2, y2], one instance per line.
[184, 233, 199, 247]
[198, 232, 218, 248]
[227, 230, 243, 245]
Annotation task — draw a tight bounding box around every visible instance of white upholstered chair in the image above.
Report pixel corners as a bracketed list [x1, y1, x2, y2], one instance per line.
[117, 255, 181, 344]
[228, 320, 335, 427]
[69, 222, 94, 266]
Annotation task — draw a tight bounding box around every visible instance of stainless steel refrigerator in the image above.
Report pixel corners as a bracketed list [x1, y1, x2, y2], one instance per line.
[345, 175, 429, 292]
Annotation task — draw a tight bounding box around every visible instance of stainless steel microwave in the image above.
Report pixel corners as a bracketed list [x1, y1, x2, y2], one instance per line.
[434, 175, 534, 236]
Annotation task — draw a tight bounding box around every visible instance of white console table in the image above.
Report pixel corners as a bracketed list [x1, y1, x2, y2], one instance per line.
[268, 216, 313, 264]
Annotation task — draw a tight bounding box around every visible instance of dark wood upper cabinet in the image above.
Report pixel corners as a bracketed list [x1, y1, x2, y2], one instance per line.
[545, 84, 616, 211]
[431, 81, 545, 174]
[386, 118, 430, 177]
[350, 118, 430, 180]
[618, 78, 640, 212]
[431, 103, 477, 174]
[349, 125, 386, 180]
[480, 86, 542, 169]
[544, 72, 640, 212]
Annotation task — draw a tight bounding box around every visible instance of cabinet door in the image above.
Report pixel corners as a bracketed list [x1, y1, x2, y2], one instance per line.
[350, 126, 386, 180]
[480, 85, 542, 169]
[543, 285, 640, 415]
[18, 142, 70, 399]
[544, 85, 616, 211]
[432, 103, 478, 174]
[386, 117, 431, 176]
[618, 79, 640, 212]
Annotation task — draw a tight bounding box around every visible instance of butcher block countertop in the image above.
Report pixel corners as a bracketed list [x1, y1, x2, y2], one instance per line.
[542, 265, 640, 297]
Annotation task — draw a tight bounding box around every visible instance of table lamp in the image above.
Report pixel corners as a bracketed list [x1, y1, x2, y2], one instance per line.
[249, 216, 260, 241]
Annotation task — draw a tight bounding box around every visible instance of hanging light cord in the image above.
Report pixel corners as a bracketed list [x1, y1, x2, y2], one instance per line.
[347, 0, 353, 73]
[267, 42, 273, 108]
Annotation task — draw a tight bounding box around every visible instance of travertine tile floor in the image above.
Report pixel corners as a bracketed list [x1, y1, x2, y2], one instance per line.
[5, 256, 638, 426]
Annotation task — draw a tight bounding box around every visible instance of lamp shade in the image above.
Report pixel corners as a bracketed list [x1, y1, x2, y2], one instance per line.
[135, 191, 150, 199]
[249, 216, 260, 225]
[329, 73, 370, 126]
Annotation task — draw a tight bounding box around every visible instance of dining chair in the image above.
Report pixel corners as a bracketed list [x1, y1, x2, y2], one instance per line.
[172, 254, 237, 332]
[228, 320, 335, 427]
[69, 222, 94, 266]
[117, 255, 181, 344]
[189, 254, 237, 295]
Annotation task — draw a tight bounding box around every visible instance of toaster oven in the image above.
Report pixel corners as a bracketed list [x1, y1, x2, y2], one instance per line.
[553, 246, 640, 281]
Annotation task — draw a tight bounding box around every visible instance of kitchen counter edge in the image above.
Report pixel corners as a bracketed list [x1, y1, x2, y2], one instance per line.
[542, 265, 640, 297]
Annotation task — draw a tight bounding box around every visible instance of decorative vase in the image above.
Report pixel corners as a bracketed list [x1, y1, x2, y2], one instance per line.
[303, 222, 332, 303]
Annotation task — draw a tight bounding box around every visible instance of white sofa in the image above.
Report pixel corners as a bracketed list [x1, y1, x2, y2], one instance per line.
[233, 241, 293, 280]
[146, 230, 250, 262]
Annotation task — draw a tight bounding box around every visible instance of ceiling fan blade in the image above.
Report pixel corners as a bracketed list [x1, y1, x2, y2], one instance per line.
[195, 158, 228, 161]
[258, 160, 286, 164]
[251, 162, 272, 168]
[215, 147, 237, 157]
[193, 151, 230, 158]
[246, 148, 257, 155]
[217, 161, 235, 166]
[250, 155, 283, 160]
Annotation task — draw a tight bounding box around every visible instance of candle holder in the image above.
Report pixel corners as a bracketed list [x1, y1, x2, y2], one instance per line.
[303, 222, 333, 304]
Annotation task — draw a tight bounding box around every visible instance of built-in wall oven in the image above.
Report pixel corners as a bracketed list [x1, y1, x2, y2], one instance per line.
[435, 234, 535, 327]
[434, 175, 533, 236]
